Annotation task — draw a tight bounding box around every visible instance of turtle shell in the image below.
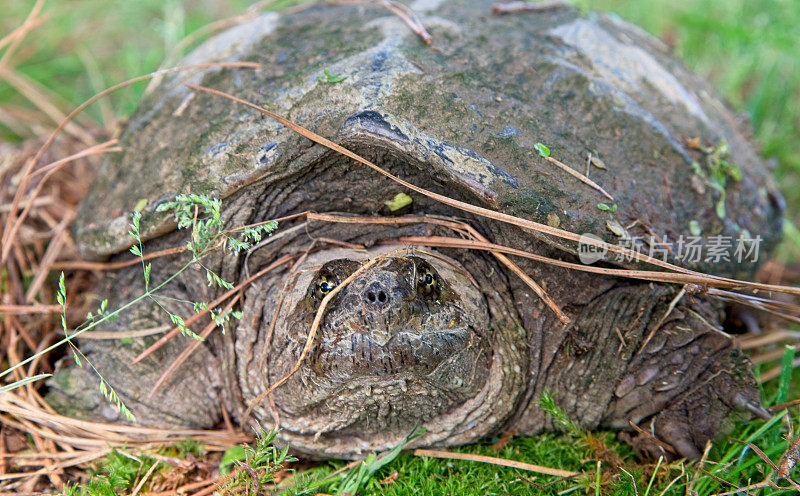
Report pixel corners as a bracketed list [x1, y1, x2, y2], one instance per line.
[74, 0, 783, 277]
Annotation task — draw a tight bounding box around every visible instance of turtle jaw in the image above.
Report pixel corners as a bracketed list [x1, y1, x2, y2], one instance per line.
[310, 321, 478, 380]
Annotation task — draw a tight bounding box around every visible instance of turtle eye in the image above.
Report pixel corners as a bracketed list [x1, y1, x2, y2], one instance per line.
[314, 273, 338, 300]
[416, 268, 438, 296]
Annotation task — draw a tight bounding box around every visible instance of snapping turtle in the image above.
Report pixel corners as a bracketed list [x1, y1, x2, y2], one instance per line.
[51, 0, 785, 460]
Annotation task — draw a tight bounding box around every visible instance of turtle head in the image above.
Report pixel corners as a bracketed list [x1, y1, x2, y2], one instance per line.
[304, 255, 485, 380]
[262, 247, 527, 458]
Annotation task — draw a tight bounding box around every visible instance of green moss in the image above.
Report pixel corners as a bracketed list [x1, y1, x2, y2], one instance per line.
[500, 190, 558, 218]
[51, 369, 73, 393]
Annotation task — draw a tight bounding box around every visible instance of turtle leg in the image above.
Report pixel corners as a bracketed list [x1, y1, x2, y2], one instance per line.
[603, 292, 767, 460]
[619, 348, 768, 459]
[512, 283, 765, 458]
[47, 260, 226, 428]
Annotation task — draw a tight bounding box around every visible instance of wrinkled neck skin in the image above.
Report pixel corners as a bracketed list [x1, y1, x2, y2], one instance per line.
[237, 246, 528, 458]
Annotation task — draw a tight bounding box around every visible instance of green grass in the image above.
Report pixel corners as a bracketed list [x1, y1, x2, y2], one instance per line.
[3, 0, 800, 494]
[0, 0, 253, 133]
[327, 435, 602, 496]
[62, 400, 800, 495]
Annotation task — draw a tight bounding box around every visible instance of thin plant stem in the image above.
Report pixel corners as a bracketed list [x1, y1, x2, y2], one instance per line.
[0, 261, 193, 381]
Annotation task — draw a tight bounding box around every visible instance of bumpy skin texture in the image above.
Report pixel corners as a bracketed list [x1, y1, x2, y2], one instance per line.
[52, 1, 779, 459]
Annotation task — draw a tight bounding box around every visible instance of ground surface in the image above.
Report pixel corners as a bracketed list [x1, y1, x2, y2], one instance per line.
[1, 0, 799, 494]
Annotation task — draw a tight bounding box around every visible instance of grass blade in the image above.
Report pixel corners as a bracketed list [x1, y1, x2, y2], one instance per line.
[0, 373, 52, 392]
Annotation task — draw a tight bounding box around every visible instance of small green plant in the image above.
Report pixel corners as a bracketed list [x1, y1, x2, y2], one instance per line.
[58, 272, 136, 421]
[597, 202, 618, 221]
[534, 142, 550, 158]
[220, 428, 297, 494]
[538, 392, 582, 438]
[384, 192, 413, 212]
[317, 68, 347, 84]
[689, 140, 742, 221]
[137, 194, 276, 339]
[330, 428, 425, 496]
[60, 449, 158, 496]
[596, 202, 617, 213]
[173, 437, 205, 458]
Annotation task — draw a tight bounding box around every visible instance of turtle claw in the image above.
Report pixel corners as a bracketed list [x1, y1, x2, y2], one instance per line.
[627, 413, 702, 460]
[671, 439, 702, 460]
[661, 424, 702, 460]
[732, 392, 772, 421]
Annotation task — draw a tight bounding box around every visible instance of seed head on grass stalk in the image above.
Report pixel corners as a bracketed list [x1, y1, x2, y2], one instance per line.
[57, 270, 136, 422]
[0, 193, 276, 420]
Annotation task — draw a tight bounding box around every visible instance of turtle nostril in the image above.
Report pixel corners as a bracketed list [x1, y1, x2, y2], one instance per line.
[365, 283, 391, 307]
